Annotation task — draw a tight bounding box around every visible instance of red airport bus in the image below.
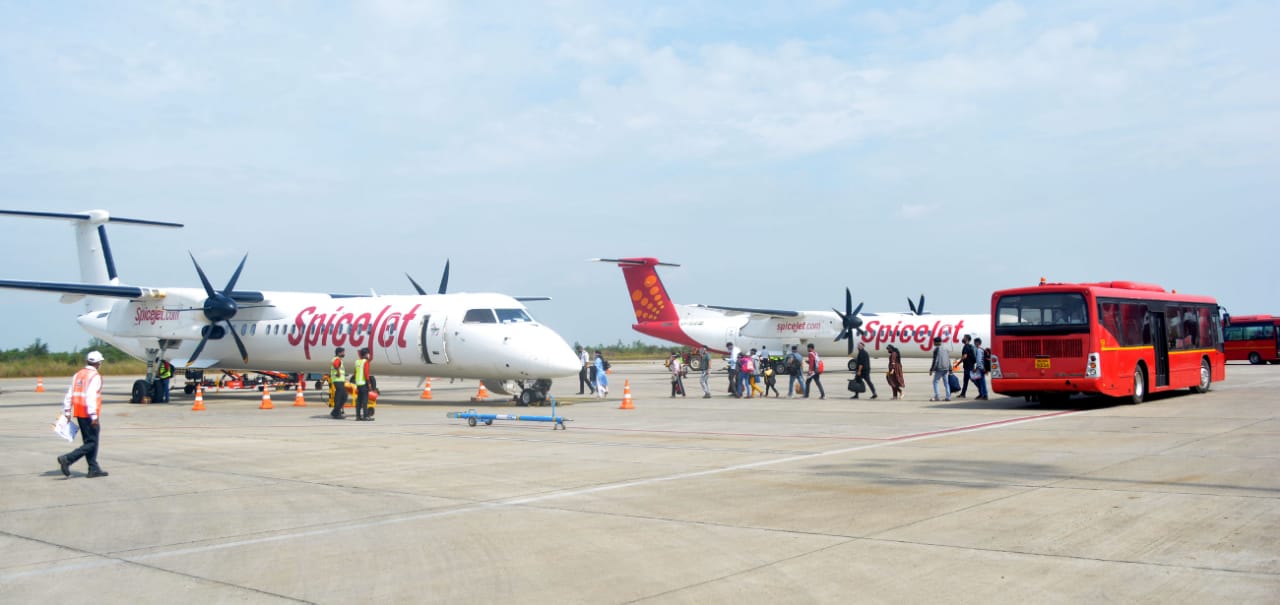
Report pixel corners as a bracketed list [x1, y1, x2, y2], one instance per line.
[1223, 314, 1280, 364]
[990, 280, 1225, 404]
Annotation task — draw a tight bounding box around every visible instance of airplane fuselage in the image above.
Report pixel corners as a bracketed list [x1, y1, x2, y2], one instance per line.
[77, 290, 582, 382]
[637, 304, 990, 359]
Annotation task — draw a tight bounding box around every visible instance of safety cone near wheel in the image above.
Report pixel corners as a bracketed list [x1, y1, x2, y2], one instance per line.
[292, 382, 307, 407]
[420, 377, 433, 399]
[191, 384, 206, 411]
[35, 376, 45, 393]
[619, 380, 635, 410]
[475, 382, 490, 400]
[259, 389, 274, 410]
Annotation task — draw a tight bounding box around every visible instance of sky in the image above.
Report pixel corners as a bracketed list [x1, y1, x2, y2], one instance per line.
[1, 0, 1277, 352]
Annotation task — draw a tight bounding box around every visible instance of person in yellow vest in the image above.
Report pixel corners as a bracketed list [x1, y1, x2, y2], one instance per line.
[156, 358, 174, 403]
[329, 347, 347, 420]
[57, 350, 108, 478]
[354, 347, 373, 421]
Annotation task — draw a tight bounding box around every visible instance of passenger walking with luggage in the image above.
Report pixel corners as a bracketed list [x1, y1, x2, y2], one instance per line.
[958, 335, 976, 398]
[886, 345, 906, 400]
[668, 352, 686, 397]
[971, 337, 989, 400]
[786, 345, 805, 398]
[698, 347, 712, 398]
[804, 343, 826, 399]
[851, 342, 878, 399]
[929, 337, 952, 402]
[594, 351, 610, 398]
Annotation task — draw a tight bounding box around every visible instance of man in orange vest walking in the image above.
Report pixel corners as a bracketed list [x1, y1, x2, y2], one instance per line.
[57, 350, 109, 478]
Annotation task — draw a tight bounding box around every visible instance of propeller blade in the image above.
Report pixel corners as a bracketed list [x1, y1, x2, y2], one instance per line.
[186, 333, 211, 367]
[406, 273, 427, 296]
[189, 253, 217, 298]
[223, 254, 249, 293]
[225, 320, 249, 363]
[908, 297, 918, 315]
[847, 335, 855, 356]
[917, 295, 926, 315]
[437, 259, 450, 295]
[852, 301, 864, 316]
[845, 288, 853, 315]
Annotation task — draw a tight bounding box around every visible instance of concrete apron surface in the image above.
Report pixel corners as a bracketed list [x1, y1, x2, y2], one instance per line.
[0, 359, 1277, 604]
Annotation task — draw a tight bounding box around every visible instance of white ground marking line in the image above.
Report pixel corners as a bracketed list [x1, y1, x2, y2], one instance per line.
[0, 409, 1080, 582]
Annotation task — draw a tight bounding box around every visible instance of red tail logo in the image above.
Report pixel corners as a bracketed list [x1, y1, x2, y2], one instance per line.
[615, 258, 680, 323]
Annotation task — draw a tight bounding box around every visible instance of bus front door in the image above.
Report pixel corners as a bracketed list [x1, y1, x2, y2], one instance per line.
[1149, 311, 1170, 387]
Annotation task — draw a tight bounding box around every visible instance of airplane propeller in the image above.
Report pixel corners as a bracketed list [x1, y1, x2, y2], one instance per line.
[185, 253, 253, 366]
[407, 259, 450, 295]
[907, 294, 926, 315]
[833, 287, 866, 355]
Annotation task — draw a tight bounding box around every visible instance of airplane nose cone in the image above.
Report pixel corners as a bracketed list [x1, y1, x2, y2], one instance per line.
[528, 327, 583, 377]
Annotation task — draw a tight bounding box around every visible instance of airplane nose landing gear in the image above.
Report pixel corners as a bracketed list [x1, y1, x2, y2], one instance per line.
[517, 378, 554, 406]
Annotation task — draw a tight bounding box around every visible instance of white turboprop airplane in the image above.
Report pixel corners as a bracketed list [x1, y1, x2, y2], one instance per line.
[0, 210, 581, 404]
[596, 257, 991, 369]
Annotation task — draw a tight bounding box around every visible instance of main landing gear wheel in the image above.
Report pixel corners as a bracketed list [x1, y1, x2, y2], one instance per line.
[130, 379, 148, 404]
[847, 359, 858, 372]
[688, 355, 704, 371]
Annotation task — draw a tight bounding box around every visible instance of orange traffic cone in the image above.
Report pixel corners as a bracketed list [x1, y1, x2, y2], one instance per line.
[619, 380, 634, 410]
[35, 376, 45, 393]
[293, 382, 307, 407]
[191, 384, 206, 411]
[420, 377, 433, 400]
[259, 389, 274, 410]
[475, 382, 490, 400]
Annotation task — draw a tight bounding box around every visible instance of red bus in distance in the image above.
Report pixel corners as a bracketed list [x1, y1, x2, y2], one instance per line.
[1223, 314, 1280, 364]
[990, 280, 1225, 404]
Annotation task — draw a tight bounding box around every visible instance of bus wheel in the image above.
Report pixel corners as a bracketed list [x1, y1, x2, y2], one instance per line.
[1131, 365, 1147, 404]
[1192, 359, 1212, 393]
[1249, 352, 1262, 365]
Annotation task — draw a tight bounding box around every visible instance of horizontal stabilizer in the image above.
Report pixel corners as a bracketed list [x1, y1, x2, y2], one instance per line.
[591, 257, 681, 268]
[0, 209, 182, 228]
[0, 279, 160, 299]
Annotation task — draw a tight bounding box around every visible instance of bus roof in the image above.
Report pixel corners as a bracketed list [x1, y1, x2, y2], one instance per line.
[1226, 314, 1280, 324]
[993, 280, 1219, 305]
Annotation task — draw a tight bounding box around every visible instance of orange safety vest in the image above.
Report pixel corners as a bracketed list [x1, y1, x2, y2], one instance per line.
[69, 367, 102, 418]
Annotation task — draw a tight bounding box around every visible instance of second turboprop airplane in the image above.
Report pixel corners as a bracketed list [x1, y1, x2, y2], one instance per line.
[596, 257, 991, 367]
[0, 210, 582, 404]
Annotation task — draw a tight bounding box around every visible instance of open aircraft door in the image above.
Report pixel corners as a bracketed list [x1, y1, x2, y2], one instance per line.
[421, 314, 449, 364]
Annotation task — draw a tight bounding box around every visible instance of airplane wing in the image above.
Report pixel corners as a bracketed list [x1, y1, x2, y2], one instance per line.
[697, 304, 800, 318]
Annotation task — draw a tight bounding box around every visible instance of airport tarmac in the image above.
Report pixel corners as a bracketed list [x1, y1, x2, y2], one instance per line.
[1, 360, 1277, 604]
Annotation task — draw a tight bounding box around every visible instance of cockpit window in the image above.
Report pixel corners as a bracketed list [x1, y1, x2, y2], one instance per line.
[496, 308, 533, 323]
[463, 309, 497, 323]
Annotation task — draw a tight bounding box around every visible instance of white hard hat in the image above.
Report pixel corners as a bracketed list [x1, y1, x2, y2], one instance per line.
[86, 350, 105, 363]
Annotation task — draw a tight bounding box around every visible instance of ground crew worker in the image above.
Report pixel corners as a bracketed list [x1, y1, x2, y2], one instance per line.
[57, 350, 109, 478]
[329, 347, 347, 419]
[354, 347, 373, 421]
[156, 358, 173, 403]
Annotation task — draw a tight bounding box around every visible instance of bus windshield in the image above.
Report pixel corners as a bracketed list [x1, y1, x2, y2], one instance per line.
[995, 292, 1089, 333]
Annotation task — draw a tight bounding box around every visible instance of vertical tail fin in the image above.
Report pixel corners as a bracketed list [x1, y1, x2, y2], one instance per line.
[0, 210, 182, 311]
[594, 257, 682, 323]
